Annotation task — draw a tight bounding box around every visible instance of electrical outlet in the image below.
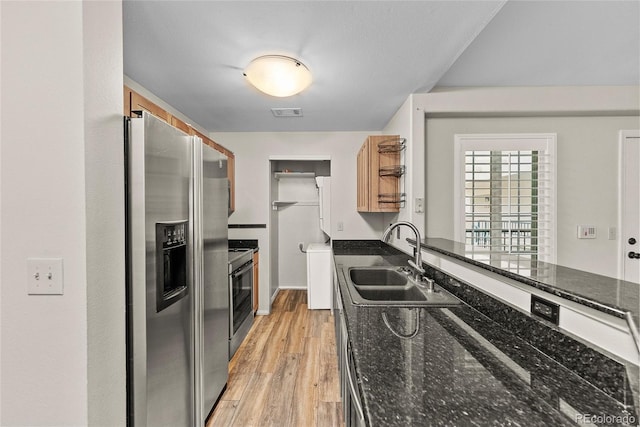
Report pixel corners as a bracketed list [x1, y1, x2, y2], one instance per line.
[27, 258, 64, 295]
[415, 198, 424, 213]
[337, 221, 344, 231]
[608, 226, 616, 240]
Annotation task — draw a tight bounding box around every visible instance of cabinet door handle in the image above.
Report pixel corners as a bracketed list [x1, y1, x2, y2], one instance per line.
[343, 329, 365, 423]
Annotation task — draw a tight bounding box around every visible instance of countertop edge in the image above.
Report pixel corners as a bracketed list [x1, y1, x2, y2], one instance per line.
[410, 238, 639, 327]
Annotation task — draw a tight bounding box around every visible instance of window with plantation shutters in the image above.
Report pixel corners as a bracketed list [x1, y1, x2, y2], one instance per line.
[454, 134, 557, 271]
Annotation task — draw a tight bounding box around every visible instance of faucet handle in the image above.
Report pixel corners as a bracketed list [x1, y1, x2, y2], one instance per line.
[408, 259, 425, 274]
[397, 266, 413, 275]
[412, 275, 436, 293]
[423, 277, 435, 293]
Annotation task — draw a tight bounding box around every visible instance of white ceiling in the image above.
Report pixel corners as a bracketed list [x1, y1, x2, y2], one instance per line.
[123, 1, 640, 132]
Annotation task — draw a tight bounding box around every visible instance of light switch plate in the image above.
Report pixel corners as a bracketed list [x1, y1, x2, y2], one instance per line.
[27, 258, 64, 295]
[577, 225, 596, 239]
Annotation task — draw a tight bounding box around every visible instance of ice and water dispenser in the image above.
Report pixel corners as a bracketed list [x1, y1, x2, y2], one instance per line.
[155, 221, 189, 312]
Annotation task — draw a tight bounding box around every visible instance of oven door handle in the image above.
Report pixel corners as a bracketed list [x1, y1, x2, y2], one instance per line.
[231, 261, 253, 279]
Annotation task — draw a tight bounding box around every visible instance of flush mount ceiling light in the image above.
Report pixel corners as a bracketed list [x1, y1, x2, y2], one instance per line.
[243, 55, 312, 97]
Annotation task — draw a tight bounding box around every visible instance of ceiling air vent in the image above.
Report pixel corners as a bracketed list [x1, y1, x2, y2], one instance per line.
[271, 108, 303, 117]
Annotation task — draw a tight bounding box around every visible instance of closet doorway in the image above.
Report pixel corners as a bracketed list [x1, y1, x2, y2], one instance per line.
[269, 157, 331, 303]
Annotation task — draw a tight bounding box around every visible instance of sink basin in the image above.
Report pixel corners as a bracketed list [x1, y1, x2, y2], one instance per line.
[344, 266, 461, 307]
[355, 286, 427, 302]
[349, 267, 408, 286]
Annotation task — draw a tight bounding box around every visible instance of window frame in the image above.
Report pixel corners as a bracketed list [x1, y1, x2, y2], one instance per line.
[453, 133, 557, 264]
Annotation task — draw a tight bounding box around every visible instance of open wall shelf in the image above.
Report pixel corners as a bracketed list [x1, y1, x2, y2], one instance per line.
[274, 172, 316, 180]
[272, 200, 319, 210]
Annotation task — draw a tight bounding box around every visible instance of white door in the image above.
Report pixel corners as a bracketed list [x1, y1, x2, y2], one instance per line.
[620, 130, 640, 283]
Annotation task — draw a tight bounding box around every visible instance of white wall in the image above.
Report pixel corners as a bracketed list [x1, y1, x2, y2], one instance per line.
[1, 1, 125, 425]
[411, 86, 640, 277]
[0, 0, 4, 425]
[426, 116, 639, 277]
[350, 86, 640, 277]
[0, 2, 3, 422]
[418, 86, 640, 115]
[274, 173, 325, 288]
[210, 132, 384, 311]
[214, 132, 382, 239]
[83, 2, 126, 425]
[381, 95, 426, 255]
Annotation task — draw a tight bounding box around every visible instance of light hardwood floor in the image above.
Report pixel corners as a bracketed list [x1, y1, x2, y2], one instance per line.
[207, 290, 344, 427]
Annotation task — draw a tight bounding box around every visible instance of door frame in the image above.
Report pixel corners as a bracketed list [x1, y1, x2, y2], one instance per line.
[618, 129, 640, 281]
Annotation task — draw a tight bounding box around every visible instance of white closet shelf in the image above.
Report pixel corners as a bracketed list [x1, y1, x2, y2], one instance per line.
[272, 200, 319, 210]
[274, 172, 316, 180]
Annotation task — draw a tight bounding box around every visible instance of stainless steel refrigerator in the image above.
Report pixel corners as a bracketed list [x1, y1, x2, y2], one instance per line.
[125, 112, 229, 426]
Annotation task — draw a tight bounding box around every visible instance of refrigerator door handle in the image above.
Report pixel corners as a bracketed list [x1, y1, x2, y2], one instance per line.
[191, 135, 204, 427]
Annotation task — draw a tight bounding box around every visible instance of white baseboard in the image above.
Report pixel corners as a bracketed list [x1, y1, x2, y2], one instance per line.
[270, 287, 280, 305]
[278, 285, 307, 290]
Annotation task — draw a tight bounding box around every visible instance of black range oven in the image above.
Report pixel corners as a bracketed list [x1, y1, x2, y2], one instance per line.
[228, 249, 254, 359]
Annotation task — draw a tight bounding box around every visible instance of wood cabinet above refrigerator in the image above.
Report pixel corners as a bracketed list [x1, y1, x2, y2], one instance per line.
[124, 86, 235, 214]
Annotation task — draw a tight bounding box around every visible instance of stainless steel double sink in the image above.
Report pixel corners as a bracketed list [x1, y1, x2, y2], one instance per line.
[344, 266, 461, 307]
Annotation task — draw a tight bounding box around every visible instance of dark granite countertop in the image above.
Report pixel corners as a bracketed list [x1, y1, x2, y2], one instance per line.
[333, 240, 638, 426]
[414, 238, 639, 329]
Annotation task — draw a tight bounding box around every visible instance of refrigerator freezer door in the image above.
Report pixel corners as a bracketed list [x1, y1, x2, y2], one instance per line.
[199, 141, 230, 419]
[127, 112, 194, 427]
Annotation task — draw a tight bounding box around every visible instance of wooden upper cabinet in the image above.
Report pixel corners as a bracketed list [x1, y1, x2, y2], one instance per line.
[128, 88, 170, 122]
[356, 135, 404, 213]
[192, 129, 211, 146]
[124, 86, 132, 116]
[170, 116, 191, 134]
[356, 142, 370, 211]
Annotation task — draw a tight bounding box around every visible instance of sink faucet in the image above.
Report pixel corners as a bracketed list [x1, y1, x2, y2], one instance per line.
[382, 221, 426, 281]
